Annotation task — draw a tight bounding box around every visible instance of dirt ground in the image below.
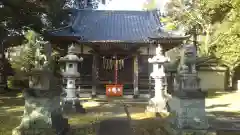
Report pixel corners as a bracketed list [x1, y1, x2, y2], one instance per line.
[0, 91, 240, 135]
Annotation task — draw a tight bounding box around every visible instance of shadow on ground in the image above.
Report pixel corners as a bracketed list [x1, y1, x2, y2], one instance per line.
[206, 104, 231, 109]
[0, 97, 24, 107]
[69, 115, 240, 135]
[0, 90, 22, 98]
[69, 116, 173, 135]
[206, 90, 232, 98]
[210, 111, 240, 119]
[85, 102, 146, 115]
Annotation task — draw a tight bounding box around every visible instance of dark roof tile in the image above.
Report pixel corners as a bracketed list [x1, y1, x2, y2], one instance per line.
[50, 10, 187, 43]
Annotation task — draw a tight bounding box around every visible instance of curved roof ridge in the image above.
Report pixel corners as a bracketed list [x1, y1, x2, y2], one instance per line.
[48, 9, 188, 43]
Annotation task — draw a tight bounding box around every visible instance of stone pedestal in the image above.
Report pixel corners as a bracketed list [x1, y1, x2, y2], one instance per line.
[168, 93, 209, 135]
[146, 77, 167, 113]
[12, 89, 69, 135]
[168, 92, 208, 129]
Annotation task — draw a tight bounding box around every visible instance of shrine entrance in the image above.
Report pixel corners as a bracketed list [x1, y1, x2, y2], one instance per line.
[99, 54, 133, 84]
[96, 50, 135, 96]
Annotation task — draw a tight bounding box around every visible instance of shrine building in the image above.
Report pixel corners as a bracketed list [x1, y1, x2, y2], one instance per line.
[47, 9, 189, 98]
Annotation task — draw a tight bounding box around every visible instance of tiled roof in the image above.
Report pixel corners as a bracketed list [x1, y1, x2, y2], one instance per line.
[50, 10, 187, 43]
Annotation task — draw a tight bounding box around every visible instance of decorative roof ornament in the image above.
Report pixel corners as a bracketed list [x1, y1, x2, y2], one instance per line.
[156, 44, 163, 56]
[59, 44, 83, 62]
[148, 44, 169, 64]
[68, 44, 76, 54]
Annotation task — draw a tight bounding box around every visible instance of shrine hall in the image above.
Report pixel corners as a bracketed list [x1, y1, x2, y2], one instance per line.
[47, 9, 188, 98]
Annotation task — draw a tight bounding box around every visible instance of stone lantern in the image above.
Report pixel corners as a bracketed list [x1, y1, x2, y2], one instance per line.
[146, 44, 169, 113]
[12, 44, 69, 135]
[168, 44, 209, 134]
[59, 45, 85, 113]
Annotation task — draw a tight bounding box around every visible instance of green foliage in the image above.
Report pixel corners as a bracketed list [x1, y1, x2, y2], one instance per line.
[160, 17, 177, 30]
[142, 0, 157, 10]
[166, 0, 213, 56]
[9, 30, 59, 84]
[0, 0, 69, 46]
[215, 35, 240, 68]
[11, 30, 40, 73]
[167, 0, 240, 87]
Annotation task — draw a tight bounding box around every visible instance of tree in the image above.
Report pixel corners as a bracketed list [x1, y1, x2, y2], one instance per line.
[0, 0, 73, 45]
[0, 0, 73, 90]
[166, 0, 232, 56]
[211, 0, 240, 88]
[166, 0, 240, 88]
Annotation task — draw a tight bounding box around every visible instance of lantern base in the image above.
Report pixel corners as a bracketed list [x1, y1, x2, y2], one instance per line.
[145, 97, 168, 113]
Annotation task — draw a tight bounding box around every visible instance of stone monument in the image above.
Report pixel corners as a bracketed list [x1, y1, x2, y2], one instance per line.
[12, 43, 69, 135]
[59, 44, 85, 113]
[168, 44, 209, 135]
[146, 44, 169, 113]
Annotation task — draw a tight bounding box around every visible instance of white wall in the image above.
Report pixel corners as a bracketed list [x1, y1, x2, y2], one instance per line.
[198, 69, 226, 91]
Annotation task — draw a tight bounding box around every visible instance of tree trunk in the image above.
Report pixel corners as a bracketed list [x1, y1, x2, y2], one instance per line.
[204, 24, 211, 55]
[228, 69, 234, 90]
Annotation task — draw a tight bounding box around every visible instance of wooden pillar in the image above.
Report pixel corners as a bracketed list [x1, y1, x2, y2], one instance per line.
[92, 53, 98, 97]
[133, 54, 139, 98]
[147, 47, 151, 93]
[148, 44, 154, 98]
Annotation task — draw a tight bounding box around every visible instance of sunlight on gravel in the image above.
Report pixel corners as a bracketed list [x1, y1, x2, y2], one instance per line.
[6, 106, 24, 112]
[116, 112, 156, 119]
[82, 101, 101, 108]
[206, 92, 240, 112]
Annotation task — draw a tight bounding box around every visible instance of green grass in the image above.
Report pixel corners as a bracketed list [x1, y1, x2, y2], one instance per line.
[0, 99, 24, 135]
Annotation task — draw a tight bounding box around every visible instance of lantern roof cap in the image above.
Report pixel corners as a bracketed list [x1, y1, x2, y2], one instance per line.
[59, 54, 83, 62]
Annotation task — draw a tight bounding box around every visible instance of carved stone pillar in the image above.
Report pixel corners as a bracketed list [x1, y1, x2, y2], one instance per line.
[133, 54, 139, 98]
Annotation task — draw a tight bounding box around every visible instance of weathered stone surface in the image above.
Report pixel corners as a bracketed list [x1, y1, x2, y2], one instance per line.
[168, 96, 208, 130]
[12, 90, 69, 135]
